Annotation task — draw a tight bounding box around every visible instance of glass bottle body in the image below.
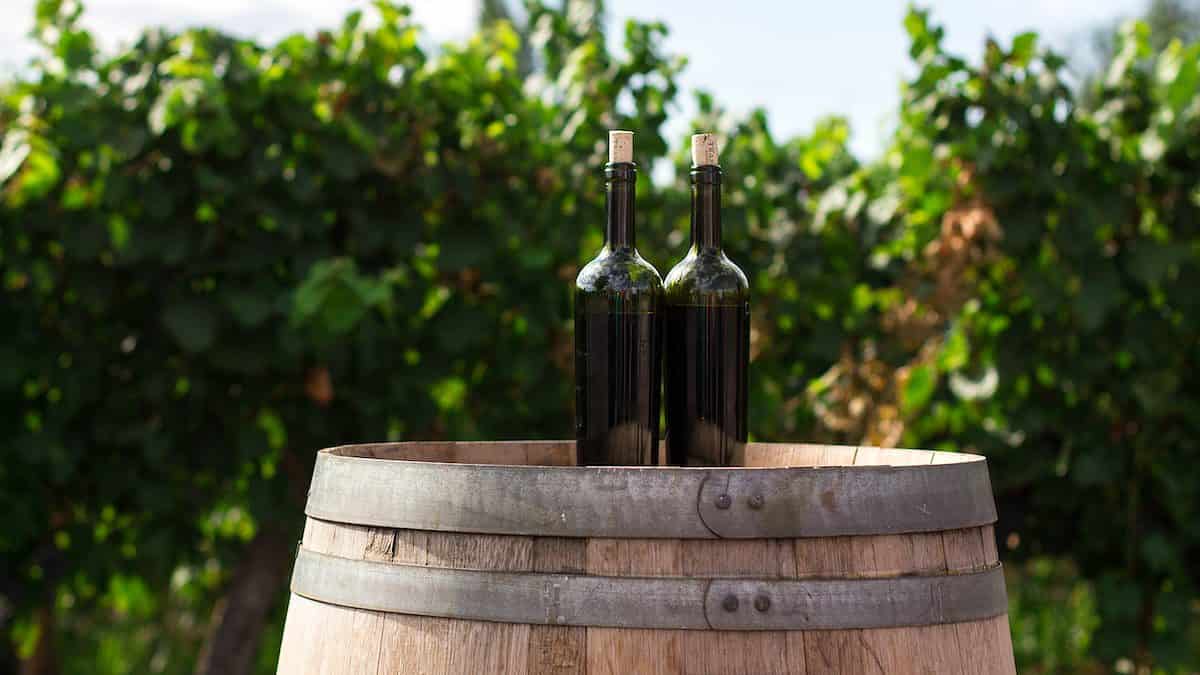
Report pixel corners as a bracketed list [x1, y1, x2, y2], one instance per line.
[663, 165, 750, 466]
[574, 163, 663, 465]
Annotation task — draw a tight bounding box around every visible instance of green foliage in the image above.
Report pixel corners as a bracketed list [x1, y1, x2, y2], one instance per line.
[1, 1, 1198, 672]
[836, 8, 1200, 670]
[0, 1, 687, 669]
[1007, 558, 1101, 673]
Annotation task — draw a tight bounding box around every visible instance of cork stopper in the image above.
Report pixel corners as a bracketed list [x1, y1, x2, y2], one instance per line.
[691, 133, 719, 167]
[608, 130, 634, 163]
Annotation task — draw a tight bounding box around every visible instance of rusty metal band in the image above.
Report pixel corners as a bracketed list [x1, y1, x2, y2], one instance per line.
[290, 548, 1008, 631]
[304, 452, 997, 539]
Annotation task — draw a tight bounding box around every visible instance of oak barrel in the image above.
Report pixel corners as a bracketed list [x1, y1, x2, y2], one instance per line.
[276, 441, 1015, 674]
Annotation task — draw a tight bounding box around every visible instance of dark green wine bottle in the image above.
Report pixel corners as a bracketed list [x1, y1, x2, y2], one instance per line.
[574, 131, 664, 465]
[664, 133, 750, 466]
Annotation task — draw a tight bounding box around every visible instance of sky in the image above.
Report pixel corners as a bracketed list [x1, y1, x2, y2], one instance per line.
[0, 0, 1146, 158]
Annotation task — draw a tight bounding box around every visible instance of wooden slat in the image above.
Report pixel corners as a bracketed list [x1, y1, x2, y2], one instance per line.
[743, 443, 829, 467]
[956, 616, 1018, 675]
[981, 523, 1000, 563]
[342, 608, 386, 675]
[942, 527, 993, 574]
[802, 631, 870, 675]
[817, 444, 860, 466]
[288, 522, 387, 674]
[585, 628, 681, 675]
[796, 441, 945, 667]
[798, 446, 987, 674]
[528, 538, 587, 675]
[324, 440, 575, 465]
[795, 535, 867, 673]
[853, 446, 934, 467]
[525, 441, 577, 467]
[424, 530, 533, 570]
[743, 442, 867, 467]
[678, 539, 797, 577]
[851, 533, 961, 674]
[300, 521, 537, 674]
[935, 446, 1014, 674]
[585, 538, 682, 675]
[943, 524, 1014, 674]
[929, 450, 979, 464]
[390, 529, 429, 565]
[375, 613, 451, 674]
[275, 594, 323, 675]
[584, 537, 804, 673]
[313, 601, 378, 675]
[379, 529, 533, 674]
[676, 539, 799, 675]
[586, 538, 682, 576]
[679, 631, 799, 675]
[852, 446, 961, 674]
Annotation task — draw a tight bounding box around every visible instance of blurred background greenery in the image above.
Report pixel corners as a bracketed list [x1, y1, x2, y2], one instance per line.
[1, 0, 1198, 673]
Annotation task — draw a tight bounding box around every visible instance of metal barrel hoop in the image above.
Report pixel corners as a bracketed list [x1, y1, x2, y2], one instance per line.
[290, 548, 1008, 631]
[304, 451, 997, 540]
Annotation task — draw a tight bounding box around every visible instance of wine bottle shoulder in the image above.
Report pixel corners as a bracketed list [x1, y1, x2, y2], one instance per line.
[575, 248, 664, 296]
[663, 250, 749, 305]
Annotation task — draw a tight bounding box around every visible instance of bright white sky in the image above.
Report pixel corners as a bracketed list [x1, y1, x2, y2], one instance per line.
[0, 0, 1144, 157]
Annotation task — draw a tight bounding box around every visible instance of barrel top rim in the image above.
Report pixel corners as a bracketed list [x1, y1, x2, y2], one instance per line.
[317, 440, 987, 469]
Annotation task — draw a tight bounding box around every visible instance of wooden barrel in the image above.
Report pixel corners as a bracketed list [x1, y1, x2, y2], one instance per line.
[276, 441, 1015, 674]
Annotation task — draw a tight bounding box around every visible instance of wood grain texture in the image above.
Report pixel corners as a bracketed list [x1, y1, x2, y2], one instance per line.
[796, 535, 867, 674]
[324, 440, 575, 465]
[930, 443, 1015, 672]
[675, 539, 797, 675]
[585, 537, 802, 675]
[528, 538, 587, 675]
[793, 446, 1016, 675]
[585, 538, 681, 675]
[277, 442, 1015, 675]
[379, 528, 532, 675]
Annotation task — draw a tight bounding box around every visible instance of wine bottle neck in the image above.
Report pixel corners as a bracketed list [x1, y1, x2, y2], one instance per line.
[690, 165, 722, 252]
[605, 163, 636, 250]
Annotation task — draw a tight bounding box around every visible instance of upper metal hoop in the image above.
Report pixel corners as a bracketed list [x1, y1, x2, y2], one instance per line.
[304, 443, 997, 539]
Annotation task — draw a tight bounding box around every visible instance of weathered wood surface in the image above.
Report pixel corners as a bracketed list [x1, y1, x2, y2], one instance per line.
[277, 442, 1015, 675]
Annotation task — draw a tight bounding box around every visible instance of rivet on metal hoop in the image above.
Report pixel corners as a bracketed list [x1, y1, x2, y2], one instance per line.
[754, 595, 771, 612]
[715, 494, 732, 510]
[747, 494, 765, 510]
[722, 595, 739, 612]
